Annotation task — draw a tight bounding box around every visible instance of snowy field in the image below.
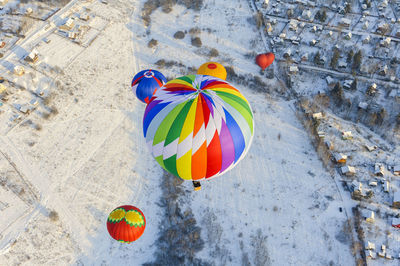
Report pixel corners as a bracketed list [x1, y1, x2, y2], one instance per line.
[0, 0, 359, 265]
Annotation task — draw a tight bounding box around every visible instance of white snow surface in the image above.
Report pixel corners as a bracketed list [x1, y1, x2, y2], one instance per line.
[0, 0, 357, 265]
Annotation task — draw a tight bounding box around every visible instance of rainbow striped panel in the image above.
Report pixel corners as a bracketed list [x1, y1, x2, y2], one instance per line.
[143, 75, 254, 181]
[131, 69, 167, 104]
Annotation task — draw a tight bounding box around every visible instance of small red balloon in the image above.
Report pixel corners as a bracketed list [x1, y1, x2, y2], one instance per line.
[107, 205, 146, 243]
[256, 53, 275, 70]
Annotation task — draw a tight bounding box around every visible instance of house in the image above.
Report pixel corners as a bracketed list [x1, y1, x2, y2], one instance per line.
[13, 65, 25, 76]
[374, 163, 385, 176]
[365, 145, 377, 152]
[362, 21, 369, 30]
[380, 37, 391, 47]
[362, 35, 370, 44]
[343, 79, 353, 90]
[310, 39, 317, 46]
[289, 19, 298, 31]
[60, 17, 75, 31]
[68, 32, 77, 40]
[333, 153, 347, 164]
[351, 180, 362, 192]
[342, 166, 356, 176]
[386, 252, 394, 260]
[367, 83, 377, 95]
[0, 83, 6, 94]
[391, 217, 400, 228]
[312, 112, 323, 120]
[358, 102, 368, 110]
[19, 105, 30, 114]
[376, 22, 390, 34]
[24, 49, 38, 63]
[29, 98, 39, 107]
[392, 191, 400, 208]
[341, 131, 353, 140]
[326, 76, 335, 85]
[283, 49, 292, 58]
[317, 131, 325, 139]
[369, 181, 377, 187]
[302, 10, 312, 20]
[288, 65, 298, 74]
[338, 59, 347, 68]
[365, 241, 376, 250]
[0, 41, 5, 48]
[364, 211, 375, 223]
[324, 140, 334, 150]
[339, 18, 351, 28]
[25, 7, 33, 15]
[265, 23, 273, 33]
[344, 32, 352, 40]
[383, 181, 390, 193]
[393, 165, 400, 175]
[378, 65, 388, 76]
[79, 13, 90, 21]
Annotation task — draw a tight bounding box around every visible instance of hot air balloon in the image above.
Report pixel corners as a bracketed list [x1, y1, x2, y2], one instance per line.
[143, 75, 254, 190]
[131, 69, 167, 104]
[197, 62, 227, 80]
[255, 53, 275, 71]
[107, 205, 146, 243]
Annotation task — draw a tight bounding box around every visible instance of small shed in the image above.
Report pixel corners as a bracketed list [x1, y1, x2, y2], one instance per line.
[383, 181, 390, 193]
[366, 250, 376, 259]
[342, 166, 356, 176]
[333, 153, 347, 164]
[369, 181, 377, 187]
[13, 65, 25, 76]
[68, 32, 77, 40]
[374, 163, 385, 176]
[358, 102, 368, 110]
[341, 131, 353, 140]
[392, 191, 400, 208]
[24, 49, 38, 63]
[391, 217, 400, 228]
[365, 145, 377, 151]
[393, 165, 400, 175]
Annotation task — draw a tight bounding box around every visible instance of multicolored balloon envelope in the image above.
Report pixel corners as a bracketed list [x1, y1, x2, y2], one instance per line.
[197, 62, 227, 80]
[143, 75, 254, 181]
[107, 205, 146, 243]
[131, 69, 167, 104]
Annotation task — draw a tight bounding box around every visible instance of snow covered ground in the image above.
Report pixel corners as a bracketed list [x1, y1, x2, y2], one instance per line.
[0, 0, 361, 265]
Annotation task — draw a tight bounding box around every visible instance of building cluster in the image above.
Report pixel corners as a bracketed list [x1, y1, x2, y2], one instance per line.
[255, 0, 400, 93]
[307, 109, 400, 262]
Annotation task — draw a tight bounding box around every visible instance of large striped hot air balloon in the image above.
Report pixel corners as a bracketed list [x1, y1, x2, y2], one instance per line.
[106, 205, 146, 243]
[197, 62, 227, 80]
[131, 69, 167, 104]
[143, 75, 254, 184]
